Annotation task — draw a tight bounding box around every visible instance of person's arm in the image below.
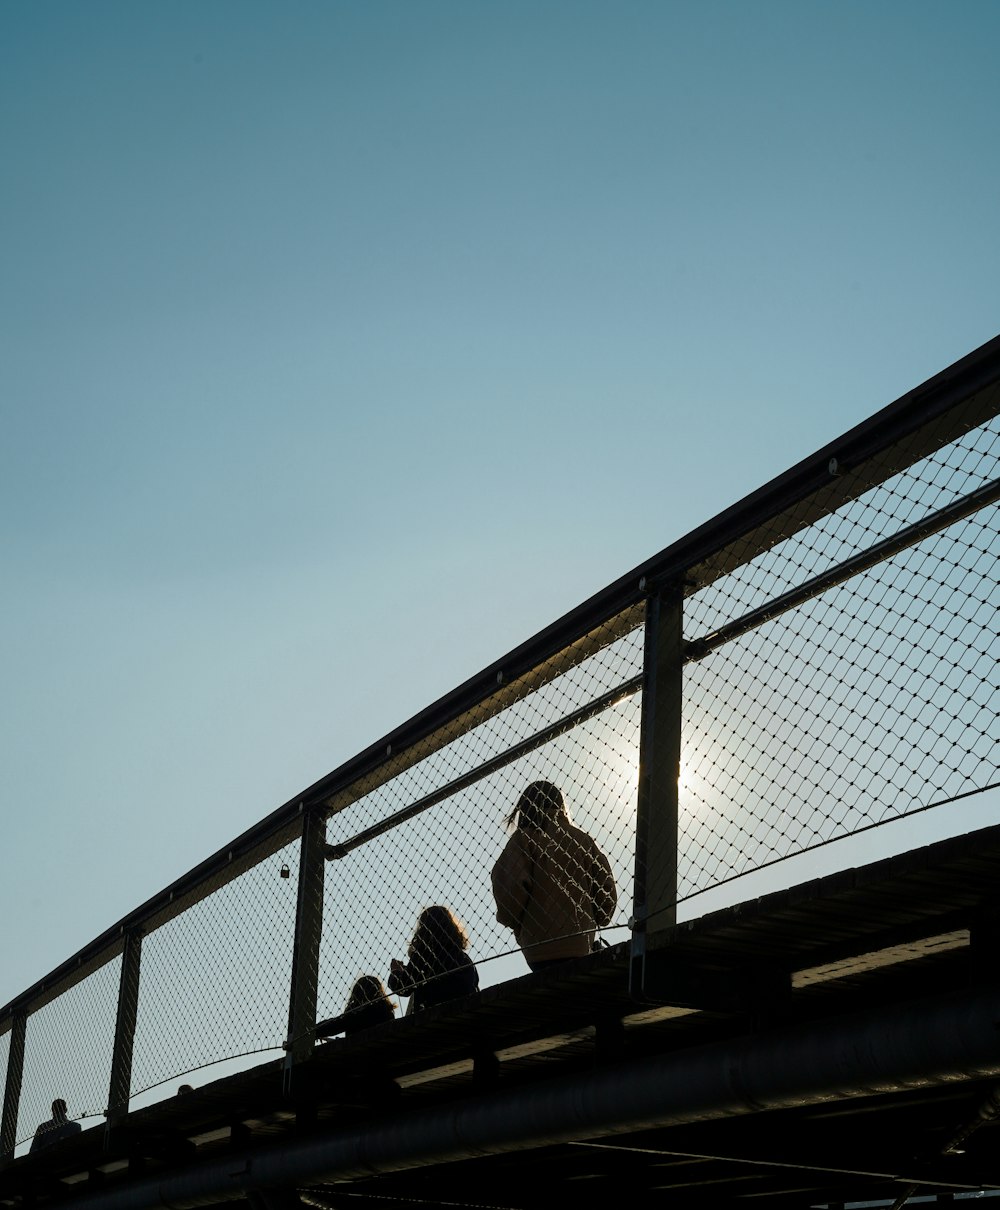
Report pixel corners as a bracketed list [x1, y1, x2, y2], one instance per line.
[491, 838, 529, 931]
[458, 951, 480, 994]
[591, 844, 618, 927]
[387, 958, 416, 997]
[315, 1012, 348, 1038]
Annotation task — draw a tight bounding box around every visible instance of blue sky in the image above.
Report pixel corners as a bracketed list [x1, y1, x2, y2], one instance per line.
[2, 0, 999, 1007]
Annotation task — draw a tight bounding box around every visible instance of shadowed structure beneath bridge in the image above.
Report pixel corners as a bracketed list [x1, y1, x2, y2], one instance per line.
[3, 820, 1000, 1209]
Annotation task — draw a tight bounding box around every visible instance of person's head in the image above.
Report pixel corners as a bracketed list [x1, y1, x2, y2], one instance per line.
[177, 1084, 194, 1096]
[411, 905, 468, 957]
[507, 780, 567, 831]
[345, 975, 394, 1014]
[51, 1099, 67, 1122]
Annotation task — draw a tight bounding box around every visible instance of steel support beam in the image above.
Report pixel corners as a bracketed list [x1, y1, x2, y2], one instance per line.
[284, 809, 327, 1093]
[106, 929, 143, 1128]
[0, 1013, 26, 1160]
[630, 584, 683, 998]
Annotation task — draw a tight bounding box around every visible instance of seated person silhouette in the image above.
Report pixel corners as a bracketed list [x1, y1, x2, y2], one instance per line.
[388, 905, 479, 1012]
[29, 1098, 82, 1153]
[316, 975, 397, 1038]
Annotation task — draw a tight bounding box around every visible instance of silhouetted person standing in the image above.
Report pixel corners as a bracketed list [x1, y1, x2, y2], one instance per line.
[29, 1098, 82, 1153]
[492, 780, 617, 971]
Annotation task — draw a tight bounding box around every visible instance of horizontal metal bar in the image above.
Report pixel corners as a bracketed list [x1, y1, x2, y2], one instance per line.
[326, 676, 644, 859]
[320, 604, 645, 817]
[686, 475, 1000, 662]
[681, 352, 1000, 594]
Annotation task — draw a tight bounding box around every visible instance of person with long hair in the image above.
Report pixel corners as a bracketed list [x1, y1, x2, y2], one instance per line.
[316, 974, 397, 1038]
[388, 905, 479, 1012]
[491, 780, 617, 972]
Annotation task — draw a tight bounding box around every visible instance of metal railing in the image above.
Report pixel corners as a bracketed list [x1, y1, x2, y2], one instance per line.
[2, 335, 998, 1155]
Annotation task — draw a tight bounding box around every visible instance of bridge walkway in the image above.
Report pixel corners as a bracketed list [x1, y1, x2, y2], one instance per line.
[3, 820, 1000, 1208]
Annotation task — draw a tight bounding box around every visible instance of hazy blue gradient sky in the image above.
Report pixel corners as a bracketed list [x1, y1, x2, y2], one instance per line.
[2, 1, 999, 1006]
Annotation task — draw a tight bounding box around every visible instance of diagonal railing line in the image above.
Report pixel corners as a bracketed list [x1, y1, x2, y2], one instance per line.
[325, 675, 645, 859]
[686, 476, 1000, 662]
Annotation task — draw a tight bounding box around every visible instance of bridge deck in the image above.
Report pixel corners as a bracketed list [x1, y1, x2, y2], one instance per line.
[4, 820, 1000, 1209]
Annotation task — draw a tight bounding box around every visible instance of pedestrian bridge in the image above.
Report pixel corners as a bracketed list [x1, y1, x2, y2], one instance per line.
[2, 336, 999, 1210]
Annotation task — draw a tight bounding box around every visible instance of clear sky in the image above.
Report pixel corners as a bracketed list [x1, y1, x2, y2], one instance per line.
[2, 0, 999, 1008]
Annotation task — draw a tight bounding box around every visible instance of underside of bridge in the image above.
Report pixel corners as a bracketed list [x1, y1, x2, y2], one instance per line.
[3, 821, 1000, 1210]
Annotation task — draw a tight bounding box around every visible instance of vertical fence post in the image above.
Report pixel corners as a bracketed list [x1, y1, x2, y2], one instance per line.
[630, 580, 683, 999]
[105, 929, 143, 1132]
[283, 806, 327, 1097]
[0, 1012, 27, 1161]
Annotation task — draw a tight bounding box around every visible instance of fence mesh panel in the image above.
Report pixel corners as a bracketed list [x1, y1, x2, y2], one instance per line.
[129, 840, 300, 1097]
[4, 372, 997, 1110]
[686, 411, 999, 643]
[678, 413, 1000, 902]
[318, 620, 644, 1021]
[16, 957, 121, 1148]
[0, 1028, 9, 1121]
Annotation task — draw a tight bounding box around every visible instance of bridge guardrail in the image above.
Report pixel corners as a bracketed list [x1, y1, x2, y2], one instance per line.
[2, 336, 998, 1154]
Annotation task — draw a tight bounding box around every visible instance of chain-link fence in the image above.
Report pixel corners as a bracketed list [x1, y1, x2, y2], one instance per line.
[14, 957, 121, 1150]
[129, 839, 300, 1099]
[0, 832, 304, 1154]
[676, 410, 999, 907]
[318, 618, 644, 1021]
[1, 343, 997, 1150]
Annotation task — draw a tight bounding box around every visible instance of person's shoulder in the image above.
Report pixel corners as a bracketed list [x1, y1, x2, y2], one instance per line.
[565, 820, 596, 843]
[493, 830, 524, 864]
[567, 822, 610, 858]
[30, 1121, 53, 1150]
